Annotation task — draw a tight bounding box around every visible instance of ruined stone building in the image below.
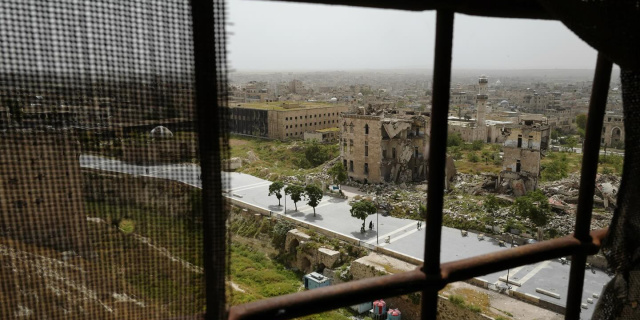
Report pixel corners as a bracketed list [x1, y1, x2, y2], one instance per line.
[0, 130, 88, 254]
[340, 109, 429, 184]
[499, 118, 550, 195]
[602, 112, 625, 148]
[227, 102, 348, 140]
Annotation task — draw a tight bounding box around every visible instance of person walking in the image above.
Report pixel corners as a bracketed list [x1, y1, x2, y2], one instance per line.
[369, 221, 374, 230]
[417, 221, 420, 230]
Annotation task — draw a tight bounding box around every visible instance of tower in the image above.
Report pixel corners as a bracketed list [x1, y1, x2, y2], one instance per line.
[476, 75, 488, 141]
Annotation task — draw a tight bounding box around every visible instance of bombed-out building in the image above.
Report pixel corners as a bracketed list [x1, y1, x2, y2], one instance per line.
[499, 117, 550, 195]
[227, 102, 348, 140]
[340, 108, 429, 184]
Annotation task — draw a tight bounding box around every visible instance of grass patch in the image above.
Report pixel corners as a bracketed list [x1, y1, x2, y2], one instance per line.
[228, 135, 339, 180]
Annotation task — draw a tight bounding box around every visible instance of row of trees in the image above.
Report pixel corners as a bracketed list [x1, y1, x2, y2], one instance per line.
[268, 181, 324, 216]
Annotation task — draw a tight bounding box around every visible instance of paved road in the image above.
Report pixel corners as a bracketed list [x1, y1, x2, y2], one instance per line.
[80, 154, 610, 319]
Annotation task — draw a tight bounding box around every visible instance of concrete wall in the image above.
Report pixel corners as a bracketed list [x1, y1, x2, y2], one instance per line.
[0, 130, 88, 254]
[82, 168, 195, 217]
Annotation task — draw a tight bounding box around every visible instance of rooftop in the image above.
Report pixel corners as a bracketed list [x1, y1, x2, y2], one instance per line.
[230, 101, 345, 111]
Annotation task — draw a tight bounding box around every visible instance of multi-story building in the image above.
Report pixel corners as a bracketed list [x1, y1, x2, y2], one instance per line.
[499, 117, 550, 194]
[227, 102, 348, 140]
[0, 130, 88, 254]
[340, 112, 428, 184]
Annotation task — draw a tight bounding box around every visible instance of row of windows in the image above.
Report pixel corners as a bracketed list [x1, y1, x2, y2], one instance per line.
[343, 123, 369, 134]
[285, 113, 337, 121]
[343, 159, 369, 174]
[285, 120, 336, 129]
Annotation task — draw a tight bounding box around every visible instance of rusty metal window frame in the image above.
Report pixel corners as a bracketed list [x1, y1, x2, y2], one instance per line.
[191, 1, 614, 319]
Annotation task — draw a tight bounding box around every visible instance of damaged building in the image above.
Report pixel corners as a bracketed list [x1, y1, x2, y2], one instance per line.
[340, 106, 429, 184]
[498, 117, 550, 195]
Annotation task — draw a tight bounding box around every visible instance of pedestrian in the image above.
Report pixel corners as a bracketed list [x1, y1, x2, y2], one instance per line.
[417, 221, 420, 230]
[369, 221, 373, 230]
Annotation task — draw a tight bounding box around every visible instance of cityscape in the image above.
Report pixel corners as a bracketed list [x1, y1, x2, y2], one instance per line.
[0, 1, 630, 320]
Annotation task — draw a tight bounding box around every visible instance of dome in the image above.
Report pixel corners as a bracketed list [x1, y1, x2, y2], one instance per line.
[150, 126, 173, 139]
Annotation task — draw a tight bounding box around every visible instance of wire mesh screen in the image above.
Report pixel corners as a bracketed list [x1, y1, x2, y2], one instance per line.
[0, 1, 220, 318]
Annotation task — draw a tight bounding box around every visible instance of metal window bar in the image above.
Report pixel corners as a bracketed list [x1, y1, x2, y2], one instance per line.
[191, 2, 615, 319]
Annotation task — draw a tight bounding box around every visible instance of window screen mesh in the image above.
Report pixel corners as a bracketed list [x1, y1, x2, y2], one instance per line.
[0, 1, 219, 318]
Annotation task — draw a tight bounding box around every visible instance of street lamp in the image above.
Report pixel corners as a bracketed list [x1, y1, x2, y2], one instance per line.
[376, 209, 379, 245]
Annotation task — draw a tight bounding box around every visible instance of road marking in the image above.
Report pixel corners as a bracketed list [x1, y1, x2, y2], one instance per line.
[367, 222, 419, 245]
[498, 265, 525, 285]
[378, 227, 422, 247]
[518, 260, 551, 285]
[227, 181, 271, 193]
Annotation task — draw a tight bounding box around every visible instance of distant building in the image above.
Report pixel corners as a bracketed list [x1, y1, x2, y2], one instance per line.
[227, 102, 348, 140]
[499, 117, 550, 194]
[602, 113, 625, 148]
[0, 130, 88, 254]
[448, 75, 493, 143]
[340, 111, 429, 184]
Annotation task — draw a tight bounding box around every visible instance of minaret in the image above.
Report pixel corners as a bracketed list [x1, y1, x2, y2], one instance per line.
[476, 75, 488, 141]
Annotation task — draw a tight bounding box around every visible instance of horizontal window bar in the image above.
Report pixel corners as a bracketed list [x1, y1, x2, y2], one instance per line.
[228, 228, 607, 320]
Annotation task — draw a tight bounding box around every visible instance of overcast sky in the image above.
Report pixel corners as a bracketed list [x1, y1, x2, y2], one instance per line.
[227, 1, 599, 71]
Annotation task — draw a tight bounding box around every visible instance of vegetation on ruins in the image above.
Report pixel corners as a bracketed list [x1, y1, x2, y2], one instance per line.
[268, 181, 285, 206]
[542, 152, 569, 181]
[513, 190, 552, 239]
[328, 161, 348, 185]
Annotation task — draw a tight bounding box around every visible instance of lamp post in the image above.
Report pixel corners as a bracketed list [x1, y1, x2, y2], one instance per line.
[376, 210, 379, 245]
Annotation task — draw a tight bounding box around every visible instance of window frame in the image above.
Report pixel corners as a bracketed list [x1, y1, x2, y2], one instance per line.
[194, 3, 616, 319]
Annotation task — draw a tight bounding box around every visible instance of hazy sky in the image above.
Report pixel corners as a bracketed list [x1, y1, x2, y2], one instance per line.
[227, 1, 599, 71]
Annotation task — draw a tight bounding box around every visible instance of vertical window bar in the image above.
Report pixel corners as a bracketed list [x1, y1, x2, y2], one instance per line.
[422, 10, 454, 320]
[191, 0, 227, 319]
[564, 54, 612, 319]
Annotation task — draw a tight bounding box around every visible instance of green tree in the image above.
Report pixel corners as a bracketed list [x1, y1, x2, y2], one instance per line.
[466, 152, 480, 163]
[576, 114, 587, 130]
[284, 185, 304, 211]
[565, 136, 578, 153]
[304, 140, 331, 167]
[447, 133, 463, 147]
[483, 194, 500, 232]
[268, 181, 285, 206]
[471, 140, 484, 151]
[418, 204, 427, 220]
[542, 153, 569, 181]
[304, 184, 323, 217]
[350, 199, 378, 229]
[550, 129, 559, 141]
[328, 161, 348, 185]
[513, 190, 551, 240]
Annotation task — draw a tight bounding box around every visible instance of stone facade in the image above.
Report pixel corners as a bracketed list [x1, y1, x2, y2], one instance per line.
[340, 113, 428, 184]
[227, 102, 348, 140]
[0, 130, 88, 254]
[500, 118, 550, 193]
[285, 229, 341, 273]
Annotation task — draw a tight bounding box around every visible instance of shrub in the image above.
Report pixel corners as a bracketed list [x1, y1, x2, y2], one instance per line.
[448, 294, 465, 307]
[447, 132, 463, 147]
[471, 140, 484, 151]
[467, 152, 480, 163]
